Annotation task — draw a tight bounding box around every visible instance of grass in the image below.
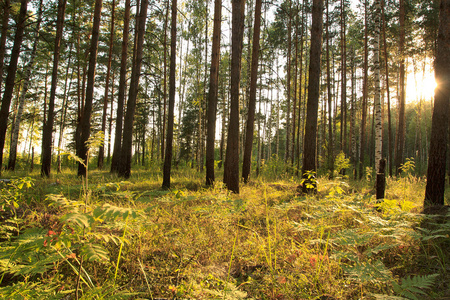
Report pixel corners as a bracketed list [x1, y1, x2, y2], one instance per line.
[0, 164, 449, 299]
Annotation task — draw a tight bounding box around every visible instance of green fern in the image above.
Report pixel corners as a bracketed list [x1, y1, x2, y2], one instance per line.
[79, 243, 109, 263]
[392, 274, 439, 300]
[0, 281, 70, 300]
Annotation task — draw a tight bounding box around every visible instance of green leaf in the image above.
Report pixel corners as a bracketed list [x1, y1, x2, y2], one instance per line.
[80, 243, 109, 263]
[61, 213, 92, 228]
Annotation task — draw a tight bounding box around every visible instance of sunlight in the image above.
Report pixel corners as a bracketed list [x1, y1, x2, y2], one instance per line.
[406, 66, 437, 104]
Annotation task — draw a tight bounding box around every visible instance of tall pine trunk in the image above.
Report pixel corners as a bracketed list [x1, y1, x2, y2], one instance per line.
[340, 0, 347, 155]
[111, 0, 130, 173]
[7, 0, 43, 171]
[0, 0, 11, 94]
[242, 0, 262, 183]
[381, 0, 393, 177]
[98, 0, 116, 169]
[285, 1, 292, 164]
[224, 0, 245, 194]
[326, 0, 334, 178]
[395, 0, 406, 175]
[424, 0, 450, 207]
[302, 0, 323, 193]
[359, 0, 369, 180]
[0, 0, 27, 173]
[57, 48, 73, 173]
[205, 0, 222, 185]
[118, 0, 148, 178]
[77, 0, 102, 177]
[162, 0, 177, 188]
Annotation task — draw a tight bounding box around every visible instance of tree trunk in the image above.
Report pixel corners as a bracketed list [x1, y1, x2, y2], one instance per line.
[0, 0, 27, 173]
[224, 0, 245, 194]
[374, 0, 385, 205]
[302, 0, 323, 193]
[7, 0, 43, 171]
[359, 0, 369, 180]
[0, 0, 11, 94]
[374, 0, 382, 173]
[285, 1, 292, 164]
[340, 0, 347, 155]
[296, 1, 306, 177]
[242, 0, 262, 183]
[291, 1, 298, 168]
[57, 49, 73, 173]
[381, 0, 393, 177]
[107, 70, 115, 162]
[162, 0, 169, 161]
[395, 0, 406, 175]
[424, 0, 450, 207]
[118, 0, 148, 178]
[162, 0, 177, 188]
[326, 0, 334, 178]
[205, 0, 222, 185]
[98, 0, 116, 169]
[351, 47, 357, 179]
[76, 0, 102, 177]
[111, 0, 130, 173]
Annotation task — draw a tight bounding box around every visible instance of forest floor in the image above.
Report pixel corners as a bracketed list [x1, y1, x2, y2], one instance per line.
[0, 165, 449, 299]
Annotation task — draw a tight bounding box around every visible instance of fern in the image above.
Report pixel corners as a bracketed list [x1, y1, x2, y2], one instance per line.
[93, 203, 137, 221]
[61, 212, 93, 229]
[0, 281, 69, 300]
[392, 274, 439, 300]
[79, 243, 109, 263]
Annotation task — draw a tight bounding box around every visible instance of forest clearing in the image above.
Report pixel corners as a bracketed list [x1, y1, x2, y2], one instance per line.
[0, 166, 449, 299]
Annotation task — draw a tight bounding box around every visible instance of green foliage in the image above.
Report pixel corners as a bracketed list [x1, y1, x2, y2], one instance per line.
[391, 274, 439, 300]
[0, 173, 448, 299]
[0, 177, 34, 215]
[334, 151, 351, 177]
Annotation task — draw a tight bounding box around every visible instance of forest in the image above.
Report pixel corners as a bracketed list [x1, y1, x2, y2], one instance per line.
[0, 0, 449, 298]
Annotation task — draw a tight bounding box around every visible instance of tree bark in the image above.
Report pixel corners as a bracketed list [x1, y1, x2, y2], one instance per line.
[359, 0, 369, 180]
[296, 0, 305, 177]
[57, 48, 72, 173]
[374, 0, 382, 173]
[224, 0, 245, 194]
[242, 0, 262, 184]
[0, 0, 11, 94]
[395, 0, 406, 175]
[376, 158, 386, 201]
[424, 0, 450, 207]
[302, 0, 323, 193]
[326, 0, 334, 178]
[285, 1, 292, 164]
[118, 0, 148, 178]
[111, 0, 130, 173]
[162, 0, 169, 161]
[76, 0, 102, 177]
[381, 0, 393, 177]
[98, 0, 116, 169]
[7, 0, 43, 171]
[205, 0, 222, 185]
[0, 0, 27, 173]
[340, 0, 347, 155]
[162, 0, 177, 188]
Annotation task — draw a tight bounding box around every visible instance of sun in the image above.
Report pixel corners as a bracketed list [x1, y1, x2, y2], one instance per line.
[406, 71, 437, 104]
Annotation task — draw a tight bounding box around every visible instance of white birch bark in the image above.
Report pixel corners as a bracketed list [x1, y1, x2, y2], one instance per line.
[374, 0, 382, 172]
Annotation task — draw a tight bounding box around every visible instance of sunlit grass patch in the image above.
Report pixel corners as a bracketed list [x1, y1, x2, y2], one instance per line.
[0, 169, 448, 299]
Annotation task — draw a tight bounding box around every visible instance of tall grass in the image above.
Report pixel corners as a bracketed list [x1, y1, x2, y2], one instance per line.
[0, 167, 448, 299]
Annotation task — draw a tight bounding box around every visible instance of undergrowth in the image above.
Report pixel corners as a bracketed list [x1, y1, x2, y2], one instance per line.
[0, 167, 448, 299]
